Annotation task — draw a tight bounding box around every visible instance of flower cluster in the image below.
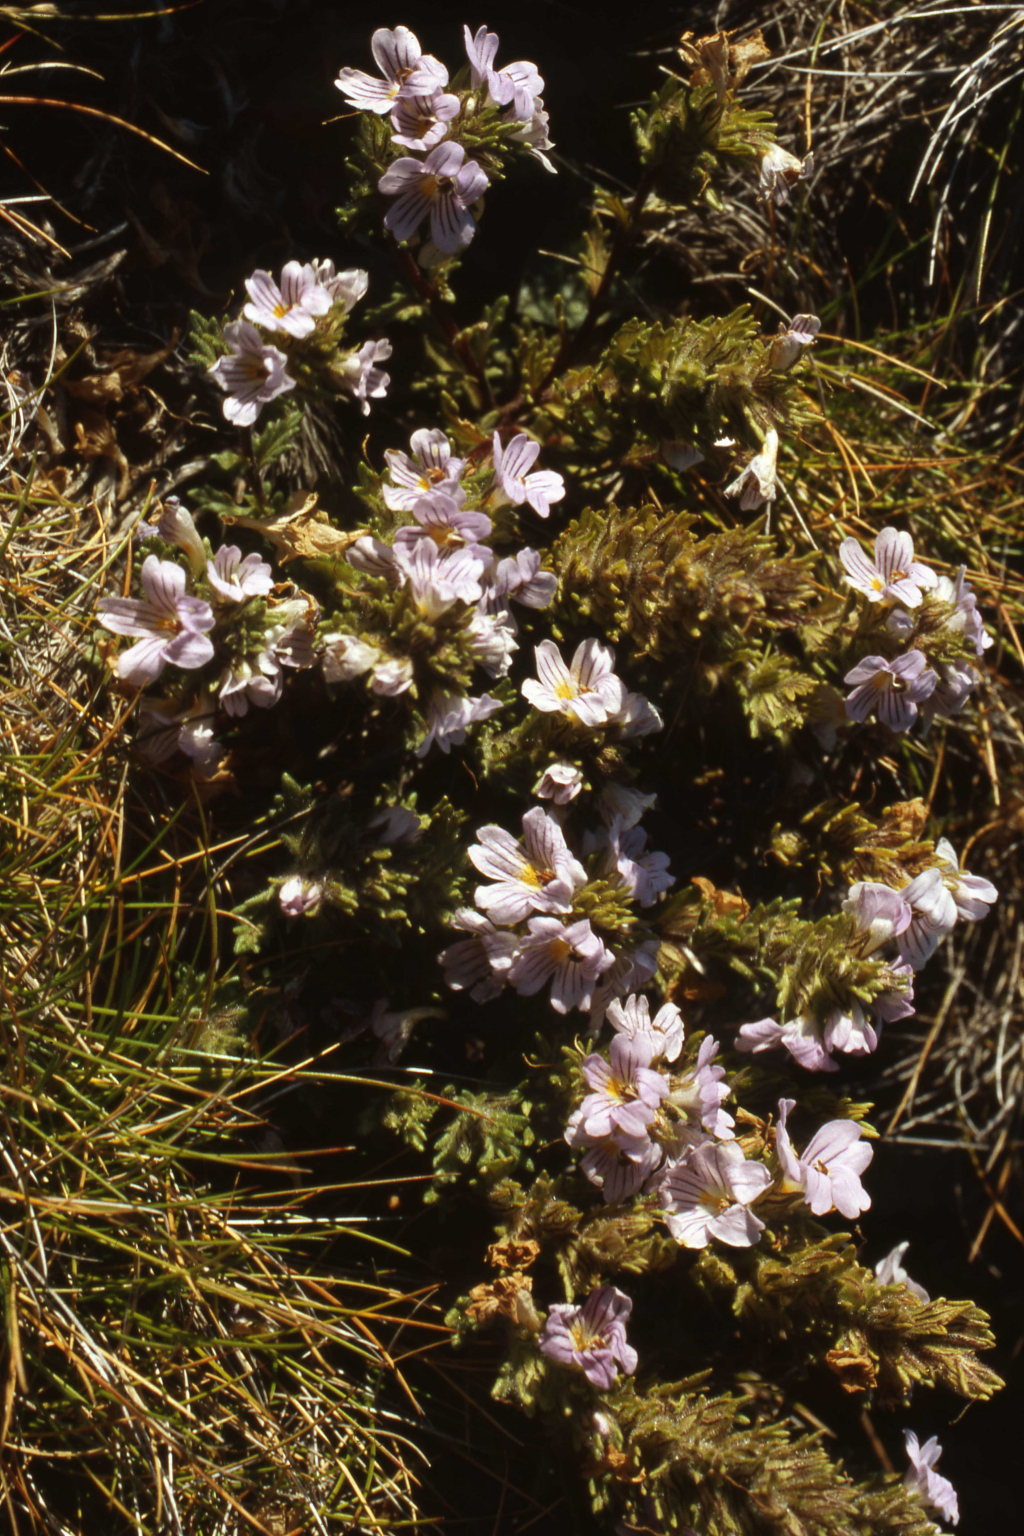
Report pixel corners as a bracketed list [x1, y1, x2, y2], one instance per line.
[209, 258, 390, 424]
[441, 793, 673, 1015]
[336, 25, 551, 261]
[737, 840, 997, 1072]
[322, 425, 565, 756]
[838, 527, 992, 732]
[97, 499, 315, 771]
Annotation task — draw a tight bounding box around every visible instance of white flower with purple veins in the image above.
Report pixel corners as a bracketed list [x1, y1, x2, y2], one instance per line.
[369, 655, 415, 697]
[844, 651, 938, 732]
[335, 27, 448, 114]
[512, 106, 556, 172]
[577, 1033, 669, 1139]
[522, 638, 627, 726]
[896, 866, 958, 971]
[539, 1286, 637, 1390]
[933, 838, 998, 922]
[534, 762, 583, 804]
[566, 1111, 663, 1204]
[875, 1241, 930, 1303]
[935, 566, 992, 656]
[136, 695, 221, 775]
[393, 491, 491, 557]
[219, 609, 313, 717]
[724, 429, 779, 511]
[337, 337, 392, 414]
[839, 526, 938, 608]
[156, 498, 205, 574]
[509, 917, 615, 1014]
[98, 555, 215, 686]
[396, 538, 487, 618]
[606, 995, 683, 1064]
[390, 89, 460, 151]
[903, 1432, 959, 1527]
[611, 821, 675, 907]
[439, 908, 519, 1002]
[243, 262, 332, 338]
[769, 313, 821, 372]
[383, 428, 466, 510]
[609, 691, 664, 739]
[208, 320, 296, 428]
[470, 806, 585, 924]
[348, 534, 401, 583]
[379, 142, 489, 255]
[487, 547, 558, 610]
[206, 545, 275, 603]
[416, 689, 502, 758]
[310, 259, 368, 312]
[659, 1141, 770, 1249]
[467, 609, 518, 677]
[599, 784, 657, 831]
[665, 1036, 735, 1146]
[843, 880, 913, 953]
[322, 632, 381, 684]
[279, 876, 323, 917]
[736, 1011, 841, 1073]
[759, 144, 814, 205]
[491, 431, 565, 518]
[924, 660, 980, 722]
[775, 1099, 873, 1219]
[463, 25, 544, 121]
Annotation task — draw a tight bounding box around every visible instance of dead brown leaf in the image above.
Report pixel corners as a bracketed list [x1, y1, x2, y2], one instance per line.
[221, 492, 366, 564]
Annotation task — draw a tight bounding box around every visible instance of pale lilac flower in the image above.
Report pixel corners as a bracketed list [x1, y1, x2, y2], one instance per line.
[903, 1432, 959, 1527]
[723, 430, 779, 511]
[609, 821, 675, 907]
[370, 806, 423, 844]
[769, 313, 821, 371]
[392, 491, 491, 557]
[599, 784, 657, 831]
[380, 142, 489, 255]
[348, 534, 401, 583]
[396, 538, 487, 617]
[736, 1013, 839, 1073]
[209, 320, 295, 427]
[522, 638, 627, 726]
[243, 262, 331, 338]
[665, 1036, 735, 1147]
[440, 908, 519, 1002]
[844, 651, 937, 731]
[337, 337, 392, 414]
[609, 691, 664, 739]
[487, 547, 557, 610]
[491, 431, 565, 518]
[578, 1032, 669, 1139]
[924, 660, 980, 722]
[156, 497, 206, 575]
[279, 876, 323, 917]
[207, 545, 274, 602]
[470, 807, 585, 924]
[843, 880, 913, 953]
[606, 995, 683, 1064]
[775, 1099, 872, 1218]
[512, 105, 556, 172]
[218, 608, 313, 718]
[390, 89, 460, 151]
[463, 26, 544, 121]
[335, 27, 448, 114]
[322, 632, 381, 684]
[98, 555, 215, 686]
[310, 259, 368, 312]
[759, 144, 813, 205]
[897, 866, 958, 970]
[466, 610, 518, 677]
[509, 917, 615, 1014]
[383, 428, 466, 510]
[933, 838, 998, 922]
[875, 1242, 930, 1303]
[823, 1001, 879, 1058]
[566, 1112, 663, 1204]
[839, 527, 938, 608]
[935, 566, 992, 656]
[535, 763, 583, 804]
[659, 1141, 770, 1248]
[416, 689, 502, 757]
[589, 938, 661, 1028]
[539, 1286, 637, 1389]
[369, 655, 415, 697]
[136, 695, 221, 775]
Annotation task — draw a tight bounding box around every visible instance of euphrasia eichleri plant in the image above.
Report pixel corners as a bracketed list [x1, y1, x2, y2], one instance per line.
[93, 21, 1002, 1534]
